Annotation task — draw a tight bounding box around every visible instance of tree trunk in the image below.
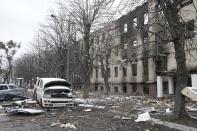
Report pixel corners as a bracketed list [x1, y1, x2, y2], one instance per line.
[173, 40, 188, 118]
[83, 27, 91, 98]
[83, 72, 90, 98]
[104, 74, 109, 95]
[159, 0, 189, 118]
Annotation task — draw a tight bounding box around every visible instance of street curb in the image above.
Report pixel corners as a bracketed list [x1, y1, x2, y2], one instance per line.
[110, 110, 197, 131]
[151, 118, 197, 131]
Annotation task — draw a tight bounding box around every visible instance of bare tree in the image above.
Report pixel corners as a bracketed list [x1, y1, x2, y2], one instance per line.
[0, 40, 20, 83]
[93, 23, 117, 95]
[58, 0, 130, 98]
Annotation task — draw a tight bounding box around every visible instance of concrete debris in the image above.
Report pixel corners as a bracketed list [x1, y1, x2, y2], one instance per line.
[14, 100, 24, 106]
[95, 105, 105, 109]
[121, 116, 131, 120]
[79, 104, 105, 109]
[113, 115, 131, 120]
[188, 108, 197, 112]
[79, 104, 94, 108]
[60, 123, 77, 130]
[51, 122, 61, 127]
[135, 112, 151, 122]
[165, 108, 172, 113]
[114, 115, 121, 119]
[6, 108, 45, 115]
[83, 109, 92, 112]
[181, 87, 197, 101]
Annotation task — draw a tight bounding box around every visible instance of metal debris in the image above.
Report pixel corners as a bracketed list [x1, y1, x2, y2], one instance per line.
[6, 108, 45, 115]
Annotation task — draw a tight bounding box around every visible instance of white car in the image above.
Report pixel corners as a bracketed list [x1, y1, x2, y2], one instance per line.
[34, 78, 74, 107]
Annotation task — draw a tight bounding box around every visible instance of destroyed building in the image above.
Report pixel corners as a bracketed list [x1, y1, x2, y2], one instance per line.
[74, 0, 197, 97]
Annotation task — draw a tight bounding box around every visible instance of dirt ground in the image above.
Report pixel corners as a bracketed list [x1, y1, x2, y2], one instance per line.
[0, 90, 196, 131]
[0, 106, 179, 131]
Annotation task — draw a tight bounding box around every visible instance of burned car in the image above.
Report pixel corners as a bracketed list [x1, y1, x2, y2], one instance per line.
[0, 84, 24, 101]
[34, 78, 74, 107]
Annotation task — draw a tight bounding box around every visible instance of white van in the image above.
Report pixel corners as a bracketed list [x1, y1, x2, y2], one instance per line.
[34, 78, 74, 107]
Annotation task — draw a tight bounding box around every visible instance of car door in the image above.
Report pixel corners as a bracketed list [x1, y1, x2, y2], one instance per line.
[37, 80, 43, 100]
[8, 85, 21, 95]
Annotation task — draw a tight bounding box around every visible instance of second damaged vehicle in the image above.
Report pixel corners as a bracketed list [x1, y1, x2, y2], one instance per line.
[34, 78, 74, 107]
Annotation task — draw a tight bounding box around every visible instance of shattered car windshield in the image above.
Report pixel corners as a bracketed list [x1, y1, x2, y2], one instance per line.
[44, 81, 71, 88]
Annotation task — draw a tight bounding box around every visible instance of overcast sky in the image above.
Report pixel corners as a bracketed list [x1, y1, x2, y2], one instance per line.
[0, 0, 56, 57]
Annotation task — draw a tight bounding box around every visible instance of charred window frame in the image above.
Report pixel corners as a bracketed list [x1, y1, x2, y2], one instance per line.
[95, 67, 98, 78]
[114, 86, 118, 93]
[124, 23, 128, 32]
[186, 20, 194, 31]
[133, 17, 137, 28]
[122, 66, 127, 77]
[143, 84, 149, 94]
[144, 13, 148, 25]
[122, 83, 127, 93]
[156, 55, 168, 73]
[100, 86, 104, 91]
[132, 63, 137, 76]
[95, 85, 98, 91]
[132, 83, 137, 92]
[107, 67, 111, 78]
[114, 66, 118, 77]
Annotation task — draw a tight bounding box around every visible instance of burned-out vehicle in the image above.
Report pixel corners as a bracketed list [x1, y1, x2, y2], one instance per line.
[0, 84, 24, 101]
[34, 78, 74, 107]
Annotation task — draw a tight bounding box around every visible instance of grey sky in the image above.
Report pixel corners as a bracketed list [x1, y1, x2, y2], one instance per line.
[0, 0, 56, 57]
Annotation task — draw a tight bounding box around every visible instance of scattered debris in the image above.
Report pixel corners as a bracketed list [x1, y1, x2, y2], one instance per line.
[60, 123, 77, 130]
[121, 116, 131, 120]
[1, 102, 21, 109]
[6, 108, 45, 115]
[113, 115, 121, 119]
[149, 107, 157, 113]
[165, 108, 172, 113]
[14, 100, 24, 106]
[83, 109, 92, 112]
[0, 94, 28, 102]
[79, 104, 105, 109]
[79, 104, 94, 108]
[95, 105, 105, 109]
[51, 121, 61, 127]
[135, 112, 151, 122]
